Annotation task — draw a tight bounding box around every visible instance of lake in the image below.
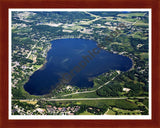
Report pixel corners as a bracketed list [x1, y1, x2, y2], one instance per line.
[24, 38, 132, 95]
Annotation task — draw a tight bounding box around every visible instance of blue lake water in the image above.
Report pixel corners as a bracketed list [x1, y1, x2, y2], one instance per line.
[24, 38, 132, 95]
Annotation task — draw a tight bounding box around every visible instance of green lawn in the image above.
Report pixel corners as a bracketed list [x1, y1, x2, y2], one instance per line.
[140, 52, 148, 60]
[79, 111, 94, 115]
[28, 54, 33, 60]
[33, 64, 42, 69]
[62, 92, 101, 99]
[127, 99, 138, 103]
[56, 99, 139, 110]
[105, 109, 116, 115]
[75, 99, 116, 108]
[118, 13, 145, 17]
[112, 107, 141, 115]
[134, 22, 148, 27]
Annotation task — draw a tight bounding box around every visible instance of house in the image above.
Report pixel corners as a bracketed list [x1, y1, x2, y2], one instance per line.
[58, 107, 62, 111]
[68, 113, 74, 115]
[123, 88, 131, 92]
[62, 107, 66, 112]
[12, 108, 17, 114]
[47, 108, 54, 113]
[53, 106, 57, 110]
[46, 105, 52, 108]
[36, 108, 45, 114]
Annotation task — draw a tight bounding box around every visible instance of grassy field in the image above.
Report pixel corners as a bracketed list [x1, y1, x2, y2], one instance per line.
[20, 100, 38, 105]
[104, 109, 116, 115]
[62, 92, 101, 99]
[140, 52, 148, 60]
[117, 13, 145, 17]
[112, 107, 141, 115]
[33, 64, 43, 69]
[37, 47, 43, 50]
[127, 98, 139, 102]
[28, 54, 33, 60]
[56, 99, 139, 110]
[75, 99, 115, 108]
[79, 111, 94, 115]
[134, 22, 148, 27]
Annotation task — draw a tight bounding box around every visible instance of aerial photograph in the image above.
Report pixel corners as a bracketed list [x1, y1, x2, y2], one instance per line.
[10, 9, 150, 118]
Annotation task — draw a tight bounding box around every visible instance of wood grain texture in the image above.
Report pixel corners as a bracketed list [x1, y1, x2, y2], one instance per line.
[0, 0, 160, 128]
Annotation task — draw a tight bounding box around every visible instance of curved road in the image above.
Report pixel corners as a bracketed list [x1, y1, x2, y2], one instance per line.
[62, 75, 117, 97]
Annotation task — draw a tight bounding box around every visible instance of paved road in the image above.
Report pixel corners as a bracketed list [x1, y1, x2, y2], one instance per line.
[42, 97, 147, 101]
[14, 97, 147, 102]
[62, 75, 117, 97]
[26, 43, 37, 58]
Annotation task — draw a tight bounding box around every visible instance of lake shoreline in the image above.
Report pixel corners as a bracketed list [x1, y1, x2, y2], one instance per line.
[24, 38, 133, 96]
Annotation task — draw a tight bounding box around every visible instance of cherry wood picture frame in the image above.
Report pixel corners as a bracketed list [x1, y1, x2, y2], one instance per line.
[0, 0, 160, 128]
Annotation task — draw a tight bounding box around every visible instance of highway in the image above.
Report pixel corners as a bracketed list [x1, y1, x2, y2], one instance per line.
[14, 97, 147, 102]
[44, 97, 147, 101]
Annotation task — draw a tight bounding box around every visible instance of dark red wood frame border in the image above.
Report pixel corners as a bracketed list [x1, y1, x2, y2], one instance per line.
[0, 0, 160, 128]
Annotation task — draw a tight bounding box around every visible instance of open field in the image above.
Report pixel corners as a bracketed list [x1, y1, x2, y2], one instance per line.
[54, 98, 141, 110]
[140, 52, 148, 60]
[117, 13, 146, 17]
[79, 111, 94, 115]
[104, 109, 116, 115]
[112, 107, 141, 115]
[20, 100, 38, 105]
[62, 92, 101, 99]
